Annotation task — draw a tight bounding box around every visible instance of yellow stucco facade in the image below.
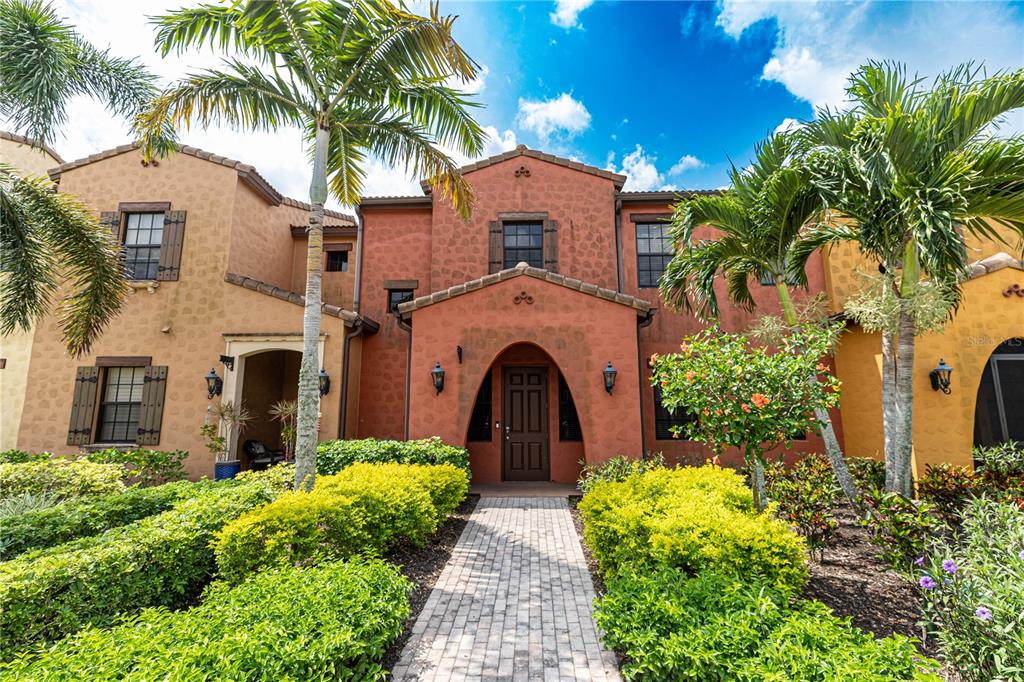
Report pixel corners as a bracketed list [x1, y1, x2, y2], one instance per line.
[0, 133, 64, 450]
[827, 229, 1024, 472]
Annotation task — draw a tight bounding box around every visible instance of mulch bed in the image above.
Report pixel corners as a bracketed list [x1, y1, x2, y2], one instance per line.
[803, 503, 927, 646]
[381, 494, 479, 671]
[568, 497, 606, 597]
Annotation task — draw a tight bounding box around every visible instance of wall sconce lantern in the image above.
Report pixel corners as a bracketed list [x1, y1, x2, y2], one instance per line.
[431, 361, 446, 395]
[929, 359, 953, 394]
[319, 368, 331, 397]
[205, 368, 223, 399]
[603, 361, 617, 394]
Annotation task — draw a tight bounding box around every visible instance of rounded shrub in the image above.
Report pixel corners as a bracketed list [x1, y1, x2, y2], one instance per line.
[0, 459, 124, 502]
[0, 559, 413, 681]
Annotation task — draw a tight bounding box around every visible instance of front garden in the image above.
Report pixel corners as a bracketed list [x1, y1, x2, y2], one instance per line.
[0, 439, 471, 679]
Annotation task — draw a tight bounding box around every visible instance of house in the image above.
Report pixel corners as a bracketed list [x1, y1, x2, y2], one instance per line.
[0, 131, 65, 451]
[9, 139, 1021, 481]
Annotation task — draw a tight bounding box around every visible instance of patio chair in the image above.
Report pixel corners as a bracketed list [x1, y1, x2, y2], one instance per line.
[243, 440, 286, 471]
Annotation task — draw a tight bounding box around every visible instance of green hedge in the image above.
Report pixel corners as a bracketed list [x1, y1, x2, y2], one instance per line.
[578, 465, 807, 592]
[84, 448, 188, 486]
[214, 463, 468, 582]
[0, 450, 50, 464]
[0, 459, 124, 502]
[0, 480, 211, 560]
[0, 481, 276, 658]
[597, 566, 939, 681]
[316, 437, 469, 475]
[0, 559, 412, 681]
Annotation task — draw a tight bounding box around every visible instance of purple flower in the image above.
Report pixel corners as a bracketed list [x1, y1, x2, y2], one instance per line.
[1019, 550, 1024, 562]
[913, 556, 925, 567]
[942, 559, 958, 574]
[919, 575, 937, 590]
[975, 606, 993, 622]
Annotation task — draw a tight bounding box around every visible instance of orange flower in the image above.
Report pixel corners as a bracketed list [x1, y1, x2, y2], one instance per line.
[680, 342, 691, 353]
[816, 362, 829, 372]
[685, 371, 697, 381]
[649, 353, 659, 367]
[751, 393, 771, 408]
[741, 403, 751, 413]
[714, 409, 722, 416]
[660, 380, 669, 387]
[702, 408, 710, 416]
[672, 431, 680, 439]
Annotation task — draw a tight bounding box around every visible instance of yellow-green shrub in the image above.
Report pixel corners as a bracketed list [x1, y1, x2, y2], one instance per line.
[214, 463, 468, 582]
[0, 459, 124, 502]
[579, 465, 807, 592]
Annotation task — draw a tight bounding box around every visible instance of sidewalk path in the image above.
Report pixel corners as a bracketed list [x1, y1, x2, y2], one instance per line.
[391, 496, 621, 681]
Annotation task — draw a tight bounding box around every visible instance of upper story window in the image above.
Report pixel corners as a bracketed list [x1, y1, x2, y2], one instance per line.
[388, 289, 414, 313]
[503, 222, 543, 269]
[123, 213, 165, 280]
[653, 385, 697, 440]
[325, 250, 349, 272]
[97, 366, 146, 443]
[636, 223, 674, 288]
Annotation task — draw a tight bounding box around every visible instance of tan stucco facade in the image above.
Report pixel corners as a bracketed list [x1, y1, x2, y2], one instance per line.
[0, 133, 64, 450]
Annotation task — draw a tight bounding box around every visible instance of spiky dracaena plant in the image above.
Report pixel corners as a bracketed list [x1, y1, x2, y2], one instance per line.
[141, 0, 486, 489]
[792, 62, 1024, 496]
[660, 132, 862, 510]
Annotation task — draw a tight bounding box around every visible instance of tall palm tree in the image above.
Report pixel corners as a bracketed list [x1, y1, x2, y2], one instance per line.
[142, 0, 486, 489]
[793, 62, 1024, 496]
[660, 133, 862, 508]
[0, 0, 164, 354]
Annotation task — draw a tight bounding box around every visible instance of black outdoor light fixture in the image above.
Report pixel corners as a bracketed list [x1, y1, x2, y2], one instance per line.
[431, 361, 446, 395]
[219, 355, 235, 371]
[929, 358, 953, 394]
[204, 368, 223, 399]
[319, 368, 331, 397]
[603, 361, 617, 394]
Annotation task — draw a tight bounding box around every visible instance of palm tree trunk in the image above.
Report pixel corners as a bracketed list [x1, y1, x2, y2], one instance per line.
[752, 457, 767, 512]
[774, 280, 861, 509]
[891, 301, 916, 497]
[293, 123, 330, 491]
[881, 328, 898, 491]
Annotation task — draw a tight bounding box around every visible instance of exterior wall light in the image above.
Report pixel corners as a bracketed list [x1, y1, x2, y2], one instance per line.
[603, 361, 617, 394]
[431, 361, 445, 395]
[319, 367, 331, 397]
[205, 368, 223, 399]
[929, 359, 953, 394]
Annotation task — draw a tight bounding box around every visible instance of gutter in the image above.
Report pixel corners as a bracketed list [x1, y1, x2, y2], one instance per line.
[353, 204, 365, 314]
[396, 314, 413, 440]
[614, 198, 624, 293]
[636, 308, 656, 458]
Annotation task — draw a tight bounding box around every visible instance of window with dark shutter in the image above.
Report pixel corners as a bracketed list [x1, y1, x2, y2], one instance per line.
[123, 213, 164, 280]
[487, 221, 502, 274]
[467, 372, 492, 442]
[502, 222, 543, 269]
[653, 384, 697, 440]
[558, 372, 582, 441]
[542, 220, 558, 272]
[67, 363, 167, 446]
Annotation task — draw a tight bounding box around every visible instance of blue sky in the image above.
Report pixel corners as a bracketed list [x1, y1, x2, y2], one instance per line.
[15, 1, 1024, 202]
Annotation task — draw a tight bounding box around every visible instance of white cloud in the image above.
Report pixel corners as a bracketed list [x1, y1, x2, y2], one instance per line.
[718, 0, 1024, 131]
[550, 0, 595, 29]
[516, 93, 591, 141]
[446, 64, 489, 96]
[773, 117, 804, 135]
[606, 145, 667, 192]
[668, 154, 704, 175]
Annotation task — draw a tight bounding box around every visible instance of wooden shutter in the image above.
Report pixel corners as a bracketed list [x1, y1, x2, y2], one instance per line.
[67, 367, 99, 445]
[157, 210, 186, 281]
[488, 221, 503, 274]
[99, 211, 122, 242]
[136, 366, 168, 446]
[543, 219, 559, 272]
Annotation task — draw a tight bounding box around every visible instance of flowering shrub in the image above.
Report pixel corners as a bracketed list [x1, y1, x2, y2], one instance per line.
[577, 453, 665, 493]
[649, 325, 841, 509]
[765, 454, 841, 557]
[596, 566, 939, 682]
[579, 465, 807, 592]
[862, 487, 944, 574]
[916, 499, 1024, 681]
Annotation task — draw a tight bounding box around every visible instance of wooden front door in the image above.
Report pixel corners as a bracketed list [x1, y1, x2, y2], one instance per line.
[502, 366, 549, 481]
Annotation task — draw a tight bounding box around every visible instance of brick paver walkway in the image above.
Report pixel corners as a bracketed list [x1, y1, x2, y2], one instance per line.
[392, 497, 621, 681]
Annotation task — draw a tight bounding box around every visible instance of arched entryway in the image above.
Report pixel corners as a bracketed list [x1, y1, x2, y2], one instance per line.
[974, 338, 1024, 448]
[464, 343, 584, 484]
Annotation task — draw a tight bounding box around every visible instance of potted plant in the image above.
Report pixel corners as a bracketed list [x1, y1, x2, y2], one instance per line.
[269, 399, 297, 461]
[201, 401, 252, 480]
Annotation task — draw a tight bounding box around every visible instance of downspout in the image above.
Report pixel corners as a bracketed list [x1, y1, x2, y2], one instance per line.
[614, 198, 624, 293]
[636, 308, 656, 458]
[396, 314, 412, 440]
[338, 318, 367, 438]
[353, 204, 365, 314]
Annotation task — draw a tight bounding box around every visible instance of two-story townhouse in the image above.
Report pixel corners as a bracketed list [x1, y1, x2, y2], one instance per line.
[15, 143, 379, 477]
[354, 145, 840, 483]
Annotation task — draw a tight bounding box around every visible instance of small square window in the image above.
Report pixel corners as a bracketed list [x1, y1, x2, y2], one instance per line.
[503, 222, 543, 269]
[388, 289, 414, 313]
[325, 251, 349, 272]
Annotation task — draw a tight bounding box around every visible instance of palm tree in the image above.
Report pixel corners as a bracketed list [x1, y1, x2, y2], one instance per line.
[0, 0, 164, 354]
[660, 132, 862, 508]
[142, 0, 485, 489]
[793, 62, 1024, 496]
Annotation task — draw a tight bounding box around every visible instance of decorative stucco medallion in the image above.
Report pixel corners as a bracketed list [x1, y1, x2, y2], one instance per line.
[513, 290, 534, 305]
